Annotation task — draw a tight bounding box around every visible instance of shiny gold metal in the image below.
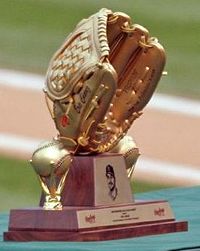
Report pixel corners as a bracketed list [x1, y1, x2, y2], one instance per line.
[35, 8, 166, 192]
[30, 139, 72, 210]
[45, 8, 165, 155]
[121, 21, 135, 33]
[107, 13, 119, 24]
[139, 35, 153, 49]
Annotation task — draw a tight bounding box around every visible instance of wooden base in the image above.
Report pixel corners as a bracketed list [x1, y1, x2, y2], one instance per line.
[4, 200, 188, 241]
[4, 221, 187, 242]
[4, 155, 188, 241]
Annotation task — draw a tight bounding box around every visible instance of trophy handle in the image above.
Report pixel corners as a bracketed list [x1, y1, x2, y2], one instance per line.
[37, 167, 70, 210]
[37, 174, 61, 210]
[48, 167, 57, 198]
[127, 164, 136, 180]
[37, 176, 50, 196]
[57, 169, 69, 195]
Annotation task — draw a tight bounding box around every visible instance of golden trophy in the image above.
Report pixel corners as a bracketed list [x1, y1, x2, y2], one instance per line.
[30, 139, 72, 210]
[4, 8, 187, 241]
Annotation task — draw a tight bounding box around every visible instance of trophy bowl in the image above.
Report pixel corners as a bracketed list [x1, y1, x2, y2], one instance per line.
[30, 139, 72, 210]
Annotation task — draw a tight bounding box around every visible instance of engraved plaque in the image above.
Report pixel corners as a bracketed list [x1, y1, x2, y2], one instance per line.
[94, 155, 133, 205]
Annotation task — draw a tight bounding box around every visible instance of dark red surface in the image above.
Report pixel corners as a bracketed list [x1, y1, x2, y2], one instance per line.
[4, 221, 188, 242]
[40, 156, 95, 207]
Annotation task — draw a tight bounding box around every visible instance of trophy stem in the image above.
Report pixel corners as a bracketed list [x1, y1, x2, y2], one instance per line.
[43, 194, 62, 210]
[37, 169, 70, 210]
[37, 175, 62, 210]
[37, 176, 50, 196]
[57, 169, 69, 195]
[127, 164, 135, 180]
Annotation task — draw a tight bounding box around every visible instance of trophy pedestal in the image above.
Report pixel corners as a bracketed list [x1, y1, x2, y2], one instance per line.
[4, 154, 188, 241]
[4, 202, 187, 241]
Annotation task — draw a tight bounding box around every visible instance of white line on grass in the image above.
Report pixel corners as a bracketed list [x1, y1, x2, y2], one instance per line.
[0, 68, 44, 91]
[0, 68, 200, 117]
[0, 132, 200, 186]
[0, 133, 41, 153]
[148, 94, 200, 118]
[135, 157, 200, 186]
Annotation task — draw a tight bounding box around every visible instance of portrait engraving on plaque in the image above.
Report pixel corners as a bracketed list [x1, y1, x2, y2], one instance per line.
[105, 164, 118, 200]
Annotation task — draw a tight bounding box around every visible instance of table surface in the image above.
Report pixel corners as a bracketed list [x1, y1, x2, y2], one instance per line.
[1, 186, 200, 251]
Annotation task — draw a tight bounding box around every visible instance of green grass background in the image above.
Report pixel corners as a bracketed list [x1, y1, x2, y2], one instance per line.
[0, 0, 198, 211]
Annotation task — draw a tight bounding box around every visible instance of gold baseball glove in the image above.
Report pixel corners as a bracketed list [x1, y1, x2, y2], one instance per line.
[44, 8, 166, 155]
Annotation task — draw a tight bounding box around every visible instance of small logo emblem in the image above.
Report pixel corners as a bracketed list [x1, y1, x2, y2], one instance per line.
[85, 214, 96, 224]
[60, 115, 69, 127]
[154, 208, 165, 217]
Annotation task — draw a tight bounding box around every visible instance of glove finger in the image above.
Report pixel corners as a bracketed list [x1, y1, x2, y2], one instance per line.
[110, 38, 166, 123]
[109, 24, 149, 82]
[107, 12, 130, 45]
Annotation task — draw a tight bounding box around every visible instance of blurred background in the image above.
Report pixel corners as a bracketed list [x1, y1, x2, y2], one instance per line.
[0, 0, 199, 211]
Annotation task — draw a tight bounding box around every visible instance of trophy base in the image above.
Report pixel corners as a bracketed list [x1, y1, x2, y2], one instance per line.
[4, 200, 188, 241]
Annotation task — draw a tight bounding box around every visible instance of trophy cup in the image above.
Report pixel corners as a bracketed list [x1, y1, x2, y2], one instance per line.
[30, 140, 72, 210]
[4, 8, 187, 241]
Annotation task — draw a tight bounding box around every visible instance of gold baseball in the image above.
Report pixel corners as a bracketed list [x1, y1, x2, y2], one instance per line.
[30, 139, 72, 178]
